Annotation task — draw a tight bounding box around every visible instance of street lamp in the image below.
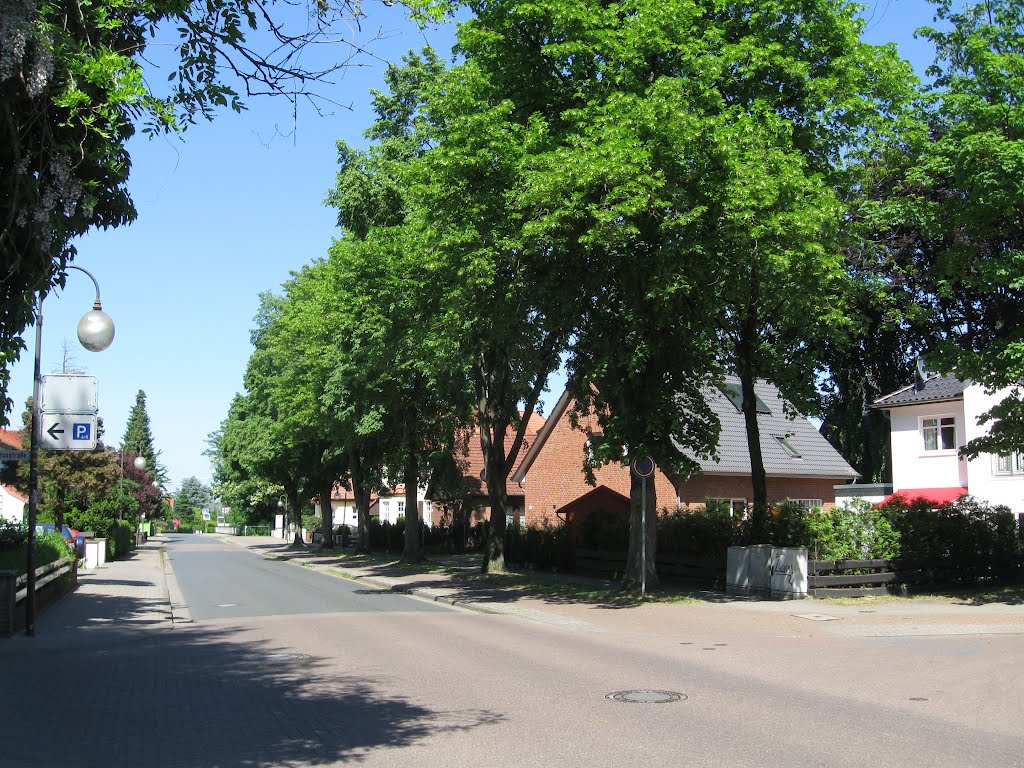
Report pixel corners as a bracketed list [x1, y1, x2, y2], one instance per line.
[26, 265, 114, 637]
[120, 451, 147, 489]
[130, 456, 147, 546]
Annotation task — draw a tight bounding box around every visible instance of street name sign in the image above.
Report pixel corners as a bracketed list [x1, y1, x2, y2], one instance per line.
[40, 374, 99, 414]
[40, 414, 98, 451]
[0, 449, 30, 462]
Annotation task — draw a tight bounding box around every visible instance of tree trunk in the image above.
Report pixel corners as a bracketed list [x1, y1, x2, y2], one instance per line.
[625, 457, 659, 592]
[401, 453, 422, 562]
[349, 450, 372, 553]
[736, 339, 769, 542]
[288, 488, 304, 547]
[483, 447, 508, 574]
[319, 475, 335, 549]
[478, 409, 510, 574]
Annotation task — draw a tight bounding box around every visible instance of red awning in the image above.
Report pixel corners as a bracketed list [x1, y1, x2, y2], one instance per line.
[880, 487, 968, 506]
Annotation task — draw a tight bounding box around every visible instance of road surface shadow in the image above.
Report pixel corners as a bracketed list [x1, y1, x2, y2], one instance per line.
[0, 593, 505, 768]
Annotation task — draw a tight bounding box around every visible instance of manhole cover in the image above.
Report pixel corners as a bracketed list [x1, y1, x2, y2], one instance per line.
[606, 690, 685, 704]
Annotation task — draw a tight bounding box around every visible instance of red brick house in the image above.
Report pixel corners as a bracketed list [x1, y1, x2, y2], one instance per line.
[509, 378, 858, 533]
[426, 413, 546, 528]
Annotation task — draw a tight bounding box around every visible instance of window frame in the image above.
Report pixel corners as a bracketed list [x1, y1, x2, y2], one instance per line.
[920, 414, 957, 453]
[708, 497, 748, 518]
[788, 498, 822, 510]
[774, 435, 802, 459]
[993, 452, 1024, 476]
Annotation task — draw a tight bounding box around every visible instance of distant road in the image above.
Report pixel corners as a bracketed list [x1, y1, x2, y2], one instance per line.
[166, 533, 451, 620]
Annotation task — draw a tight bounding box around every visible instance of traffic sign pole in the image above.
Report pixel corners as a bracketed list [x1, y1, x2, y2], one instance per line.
[631, 457, 656, 599]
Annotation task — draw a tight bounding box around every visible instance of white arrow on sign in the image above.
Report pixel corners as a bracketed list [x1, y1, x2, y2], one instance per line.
[40, 414, 98, 451]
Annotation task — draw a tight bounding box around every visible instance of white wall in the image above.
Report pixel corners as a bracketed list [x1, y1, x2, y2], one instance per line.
[331, 502, 358, 528]
[376, 488, 433, 527]
[889, 401, 968, 491]
[0, 486, 25, 524]
[963, 386, 1024, 514]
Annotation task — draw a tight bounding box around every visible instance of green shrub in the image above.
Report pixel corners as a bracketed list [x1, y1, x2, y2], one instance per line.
[659, 504, 737, 557]
[506, 519, 573, 571]
[369, 517, 405, 551]
[301, 512, 320, 535]
[878, 494, 1019, 564]
[579, 507, 629, 551]
[804, 499, 900, 561]
[424, 506, 478, 553]
[0, 530, 73, 574]
[0, 521, 27, 551]
[37, 530, 74, 564]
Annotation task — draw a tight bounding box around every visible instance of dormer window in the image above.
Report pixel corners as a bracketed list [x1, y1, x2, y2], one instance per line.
[774, 435, 801, 459]
[720, 384, 771, 415]
[922, 416, 956, 452]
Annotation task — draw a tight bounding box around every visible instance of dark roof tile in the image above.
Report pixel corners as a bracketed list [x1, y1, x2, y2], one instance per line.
[872, 375, 967, 408]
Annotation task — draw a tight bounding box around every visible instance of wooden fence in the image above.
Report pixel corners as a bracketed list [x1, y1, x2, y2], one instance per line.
[0, 557, 78, 638]
[810, 555, 1024, 598]
[574, 548, 722, 584]
[808, 559, 895, 598]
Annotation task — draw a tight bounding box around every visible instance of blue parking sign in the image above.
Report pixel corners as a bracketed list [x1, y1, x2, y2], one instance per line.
[73, 422, 92, 441]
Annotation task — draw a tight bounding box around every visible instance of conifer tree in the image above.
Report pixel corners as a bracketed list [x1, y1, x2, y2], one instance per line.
[122, 390, 167, 485]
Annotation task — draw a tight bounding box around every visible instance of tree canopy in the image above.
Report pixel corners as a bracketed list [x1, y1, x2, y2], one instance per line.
[0, 0, 392, 421]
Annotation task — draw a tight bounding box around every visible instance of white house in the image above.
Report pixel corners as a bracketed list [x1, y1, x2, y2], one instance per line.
[315, 482, 435, 529]
[0, 428, 26, 524]
[1, 483, 26, 525]
[872, 374, 1024, 513]
[370, 484, 434, 527]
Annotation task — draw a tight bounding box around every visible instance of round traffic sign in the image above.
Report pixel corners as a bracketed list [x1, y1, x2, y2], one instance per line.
[632, 456, 655, 477]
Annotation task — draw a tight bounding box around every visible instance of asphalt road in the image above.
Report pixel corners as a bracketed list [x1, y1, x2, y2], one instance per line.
[167, 534, 451, 620]
[1, 535, 1020, 768]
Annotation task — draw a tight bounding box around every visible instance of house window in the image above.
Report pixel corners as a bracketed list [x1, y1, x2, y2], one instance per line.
[720, 384, 772, 414]
[397, 500, 405, 517]
[922, 416, 956, 451]
[788, 498, 822, 510]
[993, 452, 1024, 476]
[709, 498, 748, 517]
[774, 435, 801, 459]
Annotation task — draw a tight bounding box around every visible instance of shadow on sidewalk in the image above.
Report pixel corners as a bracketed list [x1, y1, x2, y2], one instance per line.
[0, 615, 505, 768]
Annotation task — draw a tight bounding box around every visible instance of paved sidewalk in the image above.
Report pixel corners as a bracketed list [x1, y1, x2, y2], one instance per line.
[223, 535, 1024, 641]
[1, 535, 185, 649]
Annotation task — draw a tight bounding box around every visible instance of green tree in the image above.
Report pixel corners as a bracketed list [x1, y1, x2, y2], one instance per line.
[0, 0, 389, 419]
[325, 48, 471, 562]
[174, 475, 211, 520]
[391, 44, 592, 574]
[122, 390, 167, 485]
[205, 425, 281, 527]
[868, 0, 1024, 458]
[414, 0, 911, 570]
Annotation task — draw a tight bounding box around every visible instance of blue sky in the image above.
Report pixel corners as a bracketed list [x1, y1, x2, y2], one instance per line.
[4, 0, 950, 494]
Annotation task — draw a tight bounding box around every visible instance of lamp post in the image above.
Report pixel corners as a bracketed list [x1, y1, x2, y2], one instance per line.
[26, 265, 114, 637]
[129, 456, 146, 545]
